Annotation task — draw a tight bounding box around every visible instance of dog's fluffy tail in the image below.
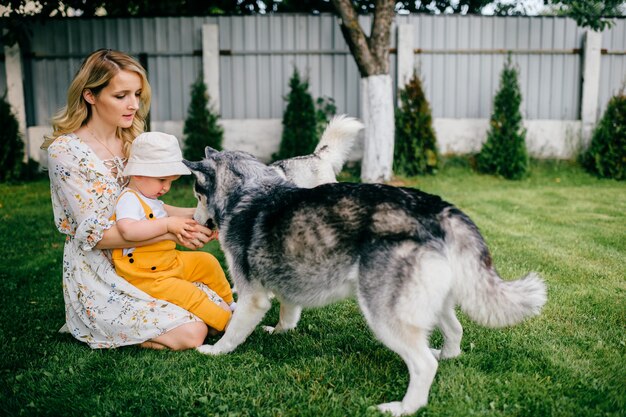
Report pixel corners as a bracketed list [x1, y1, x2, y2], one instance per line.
[446, 210, 547, 328]
[315, 115, 364, 174]
[457, 270, 547, 328]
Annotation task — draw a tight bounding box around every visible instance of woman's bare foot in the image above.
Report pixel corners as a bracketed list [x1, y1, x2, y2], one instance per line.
[140, 340, 168, 350]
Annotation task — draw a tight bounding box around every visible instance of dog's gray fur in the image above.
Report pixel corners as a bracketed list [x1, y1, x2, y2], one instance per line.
[183, 147, 547, 416]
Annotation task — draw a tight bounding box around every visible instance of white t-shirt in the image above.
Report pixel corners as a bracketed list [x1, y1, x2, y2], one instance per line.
[115, 190, 168, 255]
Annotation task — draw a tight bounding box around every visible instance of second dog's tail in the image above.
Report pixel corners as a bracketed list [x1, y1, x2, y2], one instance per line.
[315, 115, 364, 174]
[444, 208, 547, 328]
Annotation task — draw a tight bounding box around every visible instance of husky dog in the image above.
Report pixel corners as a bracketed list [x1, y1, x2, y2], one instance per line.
[228, 115, 361, 297]
[183, 149, 547, 416]
[270, 115, 363, 188]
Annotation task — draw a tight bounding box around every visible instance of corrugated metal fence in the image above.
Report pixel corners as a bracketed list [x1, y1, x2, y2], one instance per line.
[601, 22, 626, 107]
[402, 15, 588, 120]
[4, 14, 626, 126]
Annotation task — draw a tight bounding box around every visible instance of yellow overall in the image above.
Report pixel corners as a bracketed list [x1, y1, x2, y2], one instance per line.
[112, 190, 233, 331]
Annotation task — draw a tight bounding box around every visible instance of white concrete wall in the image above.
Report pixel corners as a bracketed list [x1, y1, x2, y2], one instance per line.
[32, 117, 584, 170]
[156, 118, 583, 161]
[435, 119, 583, 159]
[524, 120, 583, 159]
[152, 119, 283, 163]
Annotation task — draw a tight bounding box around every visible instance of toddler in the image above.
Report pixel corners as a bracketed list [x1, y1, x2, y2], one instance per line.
[112, 132, 235, 332]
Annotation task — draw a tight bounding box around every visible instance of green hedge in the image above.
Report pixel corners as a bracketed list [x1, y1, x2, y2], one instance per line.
[183, 76, 223, 160]
[394, 71, 439, 176]
[273, 69, 317, 161]
[580, 91, 625, 180]
[0, 92, 24, 182]
[476, 56, 529, 180]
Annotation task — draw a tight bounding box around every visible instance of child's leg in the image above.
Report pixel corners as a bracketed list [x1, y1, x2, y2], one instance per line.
[133, 276, 232, 331]
[178, 251, 234, 304]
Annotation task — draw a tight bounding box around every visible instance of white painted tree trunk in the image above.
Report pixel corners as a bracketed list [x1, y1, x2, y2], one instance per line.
[360, 74, 395, 183]
[4, 40, 28, 162]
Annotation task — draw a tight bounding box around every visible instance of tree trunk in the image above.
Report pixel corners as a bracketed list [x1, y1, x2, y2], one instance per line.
[331, 0, 396, 182]
[360, 74, 395, 182]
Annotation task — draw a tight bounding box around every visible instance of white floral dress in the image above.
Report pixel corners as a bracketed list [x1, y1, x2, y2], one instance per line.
[47, 133, 203, 348]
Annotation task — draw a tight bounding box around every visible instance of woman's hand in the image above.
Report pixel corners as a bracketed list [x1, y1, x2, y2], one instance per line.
[193, 223, 218, 241]
[174, 233, 204, 250]
[174, 222, 218, 249]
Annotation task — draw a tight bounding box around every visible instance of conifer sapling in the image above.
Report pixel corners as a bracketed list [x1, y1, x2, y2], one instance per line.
[394, 71, 439, 176]
[0, 93, 24, 182]
[580, 90, 625, 180]
[273, 68, 317, 161]
[183, 76, 223, 161]
[476, 55, 529, 180]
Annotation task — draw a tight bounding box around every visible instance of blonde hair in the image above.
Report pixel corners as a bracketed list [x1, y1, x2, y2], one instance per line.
[43, 49, 152, 157]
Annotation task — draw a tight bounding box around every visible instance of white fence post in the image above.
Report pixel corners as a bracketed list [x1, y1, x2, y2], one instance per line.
[3, 39, 28, 162]
[397, 23, 414, 102]
[202, 24, 220, 114]
[580, 30, 602, 146]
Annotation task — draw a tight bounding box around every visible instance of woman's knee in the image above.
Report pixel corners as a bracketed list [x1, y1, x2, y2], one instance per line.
[183, 321, 209, 348]
[175, 322, 208, 350]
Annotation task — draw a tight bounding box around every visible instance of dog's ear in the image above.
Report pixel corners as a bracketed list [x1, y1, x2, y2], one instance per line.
[183, 160, 201, 173]
[205, 146, 218, 158]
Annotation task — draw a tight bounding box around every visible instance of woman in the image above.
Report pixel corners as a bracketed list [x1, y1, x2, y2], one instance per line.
[44, 49, 216, 350]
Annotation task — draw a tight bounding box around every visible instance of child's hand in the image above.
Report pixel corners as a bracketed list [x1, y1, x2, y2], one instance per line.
[208, 229, 219, 241]
[166, 217, 197, 241]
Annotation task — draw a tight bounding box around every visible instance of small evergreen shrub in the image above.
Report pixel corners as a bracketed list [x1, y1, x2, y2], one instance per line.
[476, 56, 529, 180]
[273, 69, 317, 161]
[394, 71, 439, 176]
[183, 76, 223, 160]
[580, 91, 625, 180]
[0, 92, 24, 182]
[20, 158, 43, 181]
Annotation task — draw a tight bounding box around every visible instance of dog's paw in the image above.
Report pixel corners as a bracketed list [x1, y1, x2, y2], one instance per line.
[196, 344, 223, 355]
[440, 346, 461, 359]
[377, 401, 405, 416]
[262, 324, 296, 334]
[430, 347, 461, 360]
[430, 348, 441, 360]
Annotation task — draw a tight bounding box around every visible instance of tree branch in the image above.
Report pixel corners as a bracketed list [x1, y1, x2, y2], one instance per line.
[369, 0, 395, 74]
[331, 0, 377, 77]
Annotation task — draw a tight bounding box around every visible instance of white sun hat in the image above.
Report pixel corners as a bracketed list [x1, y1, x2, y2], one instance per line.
[123, 132, 191, 177]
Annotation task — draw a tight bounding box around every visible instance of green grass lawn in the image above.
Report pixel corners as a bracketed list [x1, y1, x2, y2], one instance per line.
[0, 160, 624, 417]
